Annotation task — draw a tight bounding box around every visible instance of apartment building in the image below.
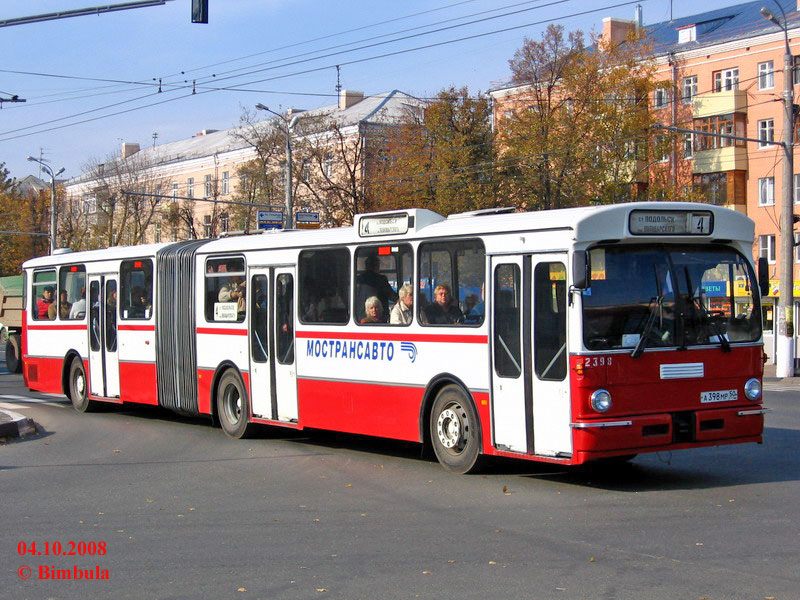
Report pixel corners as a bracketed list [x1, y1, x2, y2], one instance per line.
[490, 0, 800, 363]
[64, 89, 424, 243]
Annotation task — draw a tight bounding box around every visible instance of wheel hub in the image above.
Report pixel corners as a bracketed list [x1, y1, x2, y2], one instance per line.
[437, 406, 464, 450]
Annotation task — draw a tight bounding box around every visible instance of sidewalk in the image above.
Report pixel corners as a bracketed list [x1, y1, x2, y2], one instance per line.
[762, 363, 800, 385]
[0, 407, 36, 440]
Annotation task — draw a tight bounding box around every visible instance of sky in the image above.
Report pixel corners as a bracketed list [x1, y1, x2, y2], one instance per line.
[1, 0, 748, 183]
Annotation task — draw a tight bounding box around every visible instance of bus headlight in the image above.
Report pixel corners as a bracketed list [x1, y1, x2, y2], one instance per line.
[590, 389, 612, 413]
[744, 378, 762, 401]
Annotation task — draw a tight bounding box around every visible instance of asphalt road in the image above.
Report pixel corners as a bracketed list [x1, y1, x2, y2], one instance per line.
[1, 354, 798, 600]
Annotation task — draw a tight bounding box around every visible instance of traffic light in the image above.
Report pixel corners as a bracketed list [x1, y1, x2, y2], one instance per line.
[191, 0, 208, 23]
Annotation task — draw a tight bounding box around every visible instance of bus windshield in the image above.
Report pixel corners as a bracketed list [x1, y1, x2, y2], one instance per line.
[582, 245, 761, 352]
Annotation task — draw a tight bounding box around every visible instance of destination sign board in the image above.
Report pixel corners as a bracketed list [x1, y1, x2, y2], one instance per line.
[629, 210, 713, 236]
[358, 213, 409, 237]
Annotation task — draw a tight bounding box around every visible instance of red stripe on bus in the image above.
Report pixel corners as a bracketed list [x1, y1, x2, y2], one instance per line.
[196, 327, 248, 336]
[27, 324, 86, 331]
[118, 324, 155, 331]
[296, 330, 488, 344]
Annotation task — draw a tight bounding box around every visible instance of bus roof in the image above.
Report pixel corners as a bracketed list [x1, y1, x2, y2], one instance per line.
[22, 202, 754, 269]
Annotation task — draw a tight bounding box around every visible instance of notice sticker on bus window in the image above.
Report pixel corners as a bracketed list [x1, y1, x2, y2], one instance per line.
[214, 303, 238, 322]
[629, 210, 714, 236]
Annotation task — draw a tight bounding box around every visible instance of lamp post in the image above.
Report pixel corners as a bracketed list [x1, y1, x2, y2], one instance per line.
[27, 156, 65, 254]
[761, 3, 796, 377]
[255, 104, 300, 230]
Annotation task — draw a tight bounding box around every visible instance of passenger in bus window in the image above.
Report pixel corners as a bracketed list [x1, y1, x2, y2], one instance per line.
[361, 296, 384, 324]
[49, 290, 72, 320]
[464, 283, 485, 325]
[69, 287, 87, 319]
[219, 263, 246, 314]
[357, 254, 397, 323]
[390, 284, 413, 325]
[423, 284, 464, 325]
[105, 289, 117, 352]
[38, 286, 55, 320]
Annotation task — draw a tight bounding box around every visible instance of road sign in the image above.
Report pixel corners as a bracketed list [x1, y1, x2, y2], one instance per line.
[257, 210, 284, 230]
[295, 211, 320, 229]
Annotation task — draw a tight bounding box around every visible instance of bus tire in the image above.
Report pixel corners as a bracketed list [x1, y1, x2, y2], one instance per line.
[69, 357, 97, 413]
[6, 333, 22, 374]
[216, 369, 256, 439]
[430, 384, 483, 474]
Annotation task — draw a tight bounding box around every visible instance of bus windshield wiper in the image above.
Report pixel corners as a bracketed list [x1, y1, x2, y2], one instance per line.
[631, 295, 663, 359]
[690, 295, 731, 353]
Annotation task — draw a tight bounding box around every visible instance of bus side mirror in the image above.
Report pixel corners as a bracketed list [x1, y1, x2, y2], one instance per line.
[758, 257, 769, 297]
[572, 251, 588, 289]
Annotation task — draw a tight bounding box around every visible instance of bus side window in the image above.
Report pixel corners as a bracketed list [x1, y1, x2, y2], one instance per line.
[299, 249, 350, 324]
[31, 269, 57, 321]
[493, 264, 521, 378]
[354, 245, 412, 325]
[120, 259, 153, 320]
[204, 257, 246, 323]
[59, 265, 86, 320]
[417, 240, 485, 327]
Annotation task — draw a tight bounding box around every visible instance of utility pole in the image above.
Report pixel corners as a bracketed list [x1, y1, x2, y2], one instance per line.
[254, 104, 300, 230]
[761, 3, 796, 377]
[26, 156, 65, 254]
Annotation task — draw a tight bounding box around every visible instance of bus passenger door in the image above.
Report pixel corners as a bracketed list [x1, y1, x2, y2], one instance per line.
[490, 257, 528, 453]
[87, 275, 120, 398]
[273, 268, 297, 422]
[530, 255, 571, 457]
[248, 270, 273, 419]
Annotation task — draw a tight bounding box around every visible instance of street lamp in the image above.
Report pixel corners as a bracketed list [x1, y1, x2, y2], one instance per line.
[255, 103, 300, 229]
[27, 156, 65, 254]
[761, 3, 796, 376]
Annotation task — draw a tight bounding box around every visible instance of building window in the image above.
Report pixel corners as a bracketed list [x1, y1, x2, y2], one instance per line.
[171, 182, 178, 198]
[794, 56, 800, 85]
[693, 172, 727, 205]
[714, 67, 739, 92]
[187, 177, 194, 198]
[694, 113, 745, 150]
[323, 155, 334, 178]
[203, 214, 212, 238]
[683, 133, 694, 159]
[758, 119, 775, 148]
[220, 212, 229, 233]
[678, 25, 696, 44]
[759, 177, 775, 206]
[760, 234, 776, 264]
[204, 174, 213, 198]
[758, 61, 774, 90]
[654, 86, 671, 109]
[222, 171, 229, 195]
[154, 222, 161, 243]
[301, 158, 311, 183]
[682, 76, 697, 105]
[794, 174, 800, 204]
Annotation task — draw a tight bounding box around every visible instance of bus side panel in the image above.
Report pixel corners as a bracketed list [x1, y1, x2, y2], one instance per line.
[118, 362, 158, 405]
[197, 368, 214, 415]
[23, 356, 65, 395]
[297, 378, 422, 442]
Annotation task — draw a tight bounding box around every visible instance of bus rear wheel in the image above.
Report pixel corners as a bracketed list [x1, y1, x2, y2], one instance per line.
[69, 357, 97, 412]
[216, 370, 256, 439]
[430, 384, 483, 474]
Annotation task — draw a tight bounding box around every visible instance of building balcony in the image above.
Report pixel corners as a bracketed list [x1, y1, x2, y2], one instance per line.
[692, 90, 747, 118]
[692, 146, 748, 174]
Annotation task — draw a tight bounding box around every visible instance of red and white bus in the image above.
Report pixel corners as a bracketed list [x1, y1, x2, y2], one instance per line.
[21, 202, 766, 472]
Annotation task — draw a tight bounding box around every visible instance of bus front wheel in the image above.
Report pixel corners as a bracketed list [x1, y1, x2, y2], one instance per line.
[216, 370, 256, 439]
[430, 385, 483, 474]
[69, 357, 97, 412]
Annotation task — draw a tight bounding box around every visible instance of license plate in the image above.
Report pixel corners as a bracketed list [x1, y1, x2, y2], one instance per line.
[700, 389, 738, 403]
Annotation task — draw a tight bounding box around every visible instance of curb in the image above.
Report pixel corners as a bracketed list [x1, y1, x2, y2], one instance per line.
[0, 409, 37, 440]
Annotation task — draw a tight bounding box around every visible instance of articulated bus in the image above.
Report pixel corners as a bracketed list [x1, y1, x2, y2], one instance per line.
[21, 202, 766, 473]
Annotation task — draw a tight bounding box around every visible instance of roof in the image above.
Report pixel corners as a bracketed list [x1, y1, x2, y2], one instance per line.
[490, 0, 800, 93]
[66, 90, 424, 185]
[645, 0, 800, 56]
[11, 175, 48, 195]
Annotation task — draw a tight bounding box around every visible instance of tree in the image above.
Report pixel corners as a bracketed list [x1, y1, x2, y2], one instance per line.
[75, 151, 171, 248]
[498, 24, 669, 209]
[371, 86, 500, 216]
